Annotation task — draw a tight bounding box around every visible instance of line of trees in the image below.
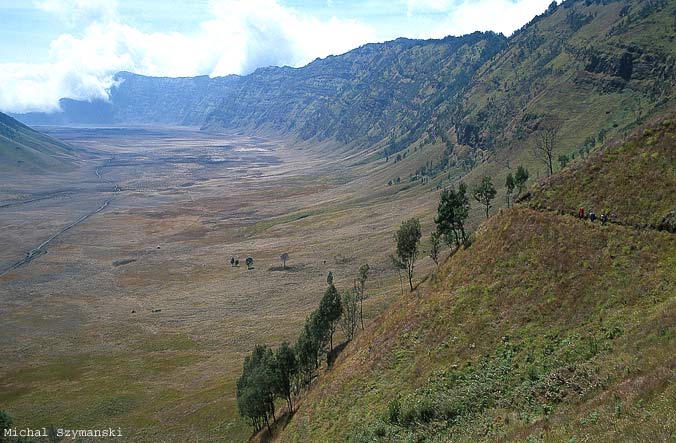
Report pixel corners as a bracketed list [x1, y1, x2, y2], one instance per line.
[236, 266, 370, 433]
[395, 166, 529, 290]
[237, 163, 532, 432]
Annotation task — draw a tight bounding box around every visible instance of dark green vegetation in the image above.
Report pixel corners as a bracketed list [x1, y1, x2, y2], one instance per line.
[279, 113, 676, 443]
[0, 112, 82, 173]
[237, 269, 370, 434]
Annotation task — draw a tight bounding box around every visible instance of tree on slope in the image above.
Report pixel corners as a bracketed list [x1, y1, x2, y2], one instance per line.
[236, 345, 276, 432]
[505, 173, 515, 208]
[514, 165, 529, 197]
[355, 263, 369, 330]
[396, 217, 422, 292]
[473, 176, 497, 219]
[435, 184, 470, 248]
[319, 280, 342, 352]
[339, 288, 359, 341]
[273, 342, 298, 413]
[533, 125, 559, 176]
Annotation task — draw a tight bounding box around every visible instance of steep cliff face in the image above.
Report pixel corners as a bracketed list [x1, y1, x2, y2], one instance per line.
[202, 33, 506, 145]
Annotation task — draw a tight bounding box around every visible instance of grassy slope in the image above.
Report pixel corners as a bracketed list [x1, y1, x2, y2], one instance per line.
[529, 116, 676, 230]
[278, 116, 676, 442]
[0, 112, 80, 173]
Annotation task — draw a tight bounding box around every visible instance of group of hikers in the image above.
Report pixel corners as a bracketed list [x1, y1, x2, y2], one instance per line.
[578, 207, 608, 225]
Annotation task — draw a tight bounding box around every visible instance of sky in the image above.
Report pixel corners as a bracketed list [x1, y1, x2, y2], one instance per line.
[0, 0, 557, 113]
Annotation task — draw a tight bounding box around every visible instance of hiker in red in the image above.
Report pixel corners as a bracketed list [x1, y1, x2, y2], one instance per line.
[579, 207, 584, 219]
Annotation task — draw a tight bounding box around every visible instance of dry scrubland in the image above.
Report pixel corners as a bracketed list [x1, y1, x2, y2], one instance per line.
[0, 126, 457, 441]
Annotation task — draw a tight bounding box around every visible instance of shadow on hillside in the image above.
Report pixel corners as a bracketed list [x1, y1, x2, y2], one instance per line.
[254, 409, 296, 443]
[267, 263, 306, 272]
[327, 340, 349, 368]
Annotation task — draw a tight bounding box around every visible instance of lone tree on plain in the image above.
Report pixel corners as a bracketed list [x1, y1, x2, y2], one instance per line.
[396, 217, 422, 292]
[280, 252, 289, 270]
[230, 256, 235, 267]
[435, 183, 470, 248]
[473, 176, 497, 219]
[429, 231, 441, 265]
[533, 125, 559, 176]
[355, 263, 369, 330]
[505, 173, 515, 208]
[245, 257, 254, 270]
[514, 165, 529, 197]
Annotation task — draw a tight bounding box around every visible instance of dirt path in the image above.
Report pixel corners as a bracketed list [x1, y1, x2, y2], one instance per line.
[0, 158, 118, 277]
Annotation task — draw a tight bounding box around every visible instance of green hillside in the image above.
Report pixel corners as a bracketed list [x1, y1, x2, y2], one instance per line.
[0, 112, 80, 173]
[529, 116, 676, 231]
[277, 112, 676, 443]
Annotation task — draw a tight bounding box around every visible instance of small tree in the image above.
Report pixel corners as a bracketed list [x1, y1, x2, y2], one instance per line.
[435, 183, 470, 248]
[230, 256, 235, 267]
[429, 231, 441, 265]
[295, 324, 319, 386]
[339, 289, 359, 341]
[280, 252, 289, 270]
[473, 176, 497, 219]
[236, 345, 276, 432]
[273, 342, 297, 413]
[533, 125, 559, 176]
[558, 154, 569, 169]
[396, 218, 422, 292]
[355, 264, 369, 330]
[319, 282, 342, 352]
[245, 257, 254, 270]
[514, 165, 529, 197]
[235, 259, 240, 267]
[505, 173, 515, 208]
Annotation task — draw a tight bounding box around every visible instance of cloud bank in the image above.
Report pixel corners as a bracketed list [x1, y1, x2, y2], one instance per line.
[0, 0, 375, 113]
[0, 0, 556, 113]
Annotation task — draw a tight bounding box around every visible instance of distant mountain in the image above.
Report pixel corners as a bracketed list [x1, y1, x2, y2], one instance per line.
[11, 0, 676, 175]
[15, 73, 239, 127]
[12, 32, 507, 142]
[202, 33, 506, 145]
[0, 111, 81, 173]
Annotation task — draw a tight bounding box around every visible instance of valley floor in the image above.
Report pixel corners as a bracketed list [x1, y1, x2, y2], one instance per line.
[0, 126, 438, 441]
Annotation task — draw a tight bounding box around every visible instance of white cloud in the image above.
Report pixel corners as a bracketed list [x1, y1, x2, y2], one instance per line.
[438, 0, 556, 37]
[0, 0, 376, 113]
[404, 0, 556, 37]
